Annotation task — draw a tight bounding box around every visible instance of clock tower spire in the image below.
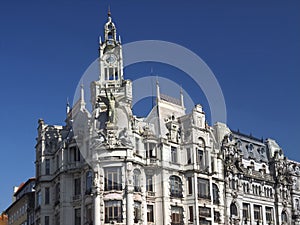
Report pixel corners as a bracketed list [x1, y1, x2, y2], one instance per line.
[98, 9, 124, 84]
[91, 10, 131, 112]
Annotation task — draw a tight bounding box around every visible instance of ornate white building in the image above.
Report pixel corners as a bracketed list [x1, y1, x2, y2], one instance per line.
[33, 11, 300, 225]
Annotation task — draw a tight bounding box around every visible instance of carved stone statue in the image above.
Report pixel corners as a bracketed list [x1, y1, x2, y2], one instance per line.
[93, 98, 101, 130]
[118, 128, 132, 146]
[107, 91, 116, 124]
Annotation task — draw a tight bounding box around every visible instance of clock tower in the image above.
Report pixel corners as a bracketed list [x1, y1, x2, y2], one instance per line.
[99, 10, 123, 84]
[90, 10, 132, 137]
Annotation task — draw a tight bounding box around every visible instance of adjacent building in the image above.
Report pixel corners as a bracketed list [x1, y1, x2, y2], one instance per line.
[5, 178, 35, 225]
[32, 11, 300, 225]
[0, 213, 8, 225]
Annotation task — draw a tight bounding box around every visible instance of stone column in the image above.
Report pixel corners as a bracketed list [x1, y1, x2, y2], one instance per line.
[262, 206, 266, 225]
[249, 203, 254, 225]
[194, 173, 199, 225]
[126, 189, 134, 225]
[142, 195, 148, 224]
[94, 172, 101, 225]
[126, 163, 134, 225]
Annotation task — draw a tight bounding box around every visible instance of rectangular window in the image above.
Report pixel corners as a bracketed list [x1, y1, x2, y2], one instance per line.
[70, 147, 81, 162]
[254, 205, 262, 221]
[86, 205, 93, 225]
[134, 201, 141, 223]
[86, 171, 93, 195]
[187, 176, 193, 194]
[56, 154, 59, 171]
[36, 190, 42, 207]
[45, 187, 50, 205]
[74, 178, 81, 196]
[146, 143, 156, 158]
[187, 148, 192, 164]
[171, 146, 177, 163]
[55, 213, 60, 225]
[146, 175, 153, 192]
[197, 148, 205, 169]
[170, 176, 183, 198]
[214, 210, 221, 223]
[45, 216, 49, 225]
[188, 206, 193, 222]
[199, 219, 212, 225]
[199, 206, 211, 217]
[211, 156, 215, 172]
[104, 68, 108, 80]
[105, 200, 122, 223]
[109, 68, 114, 80]
[147, 205, 154, 222]
[135, 137, 140, 155]
[212, 184, 220, 204]
[36, 162, 40, 178]
[243, 203, 250, 220]
[171, 206, 183, 225]
[75, 208, 81, 225]
[104, 167, 122, 191]
[114, 69, 118, 80]
[55, 183, 60, 204]
[45, 159, 50, 175]
[266, 207, 273, 222]
[198, 178, 210, 199]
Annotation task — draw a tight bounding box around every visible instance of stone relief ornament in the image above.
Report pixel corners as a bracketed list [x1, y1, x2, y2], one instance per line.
[295, 166, 300, 175]
[91, 130, 107, 149]
[118, 128, 132, 147]
[246, 144, 254, 159]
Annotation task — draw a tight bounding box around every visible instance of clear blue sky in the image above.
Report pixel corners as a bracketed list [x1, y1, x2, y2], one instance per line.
[0, 0, 299, 211]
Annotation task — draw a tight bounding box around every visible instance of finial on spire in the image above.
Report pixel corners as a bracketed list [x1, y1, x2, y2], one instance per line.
[80, 83, 86, 109]
[156, 77, 160, 101]
[180, 85, 185, 108]
[66, 97, 70, 114]
[108, 5, 111, 17]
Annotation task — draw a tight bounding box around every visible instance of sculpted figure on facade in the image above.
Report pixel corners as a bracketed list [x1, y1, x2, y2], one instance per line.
[118, 127, 132, 147]
[93, 97, 101, 130]
[107, 90, 116, 124]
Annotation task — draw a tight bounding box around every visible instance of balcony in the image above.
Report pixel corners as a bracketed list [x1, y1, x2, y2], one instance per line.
[170, 192, 183, 198]
[147, 191, 155, 197]
[198, 194, 211, 200]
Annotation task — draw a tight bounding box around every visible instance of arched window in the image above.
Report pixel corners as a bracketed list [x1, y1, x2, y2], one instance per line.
[86, 171, 93, 194]
[212, 184, 220, 204]
[236, 140, 242, 150]
[230, 203, 238, 217]
[133, 169, 141, 192]
[281, 211, 288, 223]
[170, 176, 183, 198]
[198, 138, 205, 148]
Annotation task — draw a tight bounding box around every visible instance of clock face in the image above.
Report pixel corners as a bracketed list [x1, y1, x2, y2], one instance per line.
[104, 54, 117, 65]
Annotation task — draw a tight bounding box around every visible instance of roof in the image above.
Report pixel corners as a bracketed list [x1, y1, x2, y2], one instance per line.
[13, 177, 35, 197]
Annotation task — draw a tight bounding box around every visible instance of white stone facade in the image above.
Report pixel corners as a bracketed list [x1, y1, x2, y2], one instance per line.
[34, 12, 300, 225]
